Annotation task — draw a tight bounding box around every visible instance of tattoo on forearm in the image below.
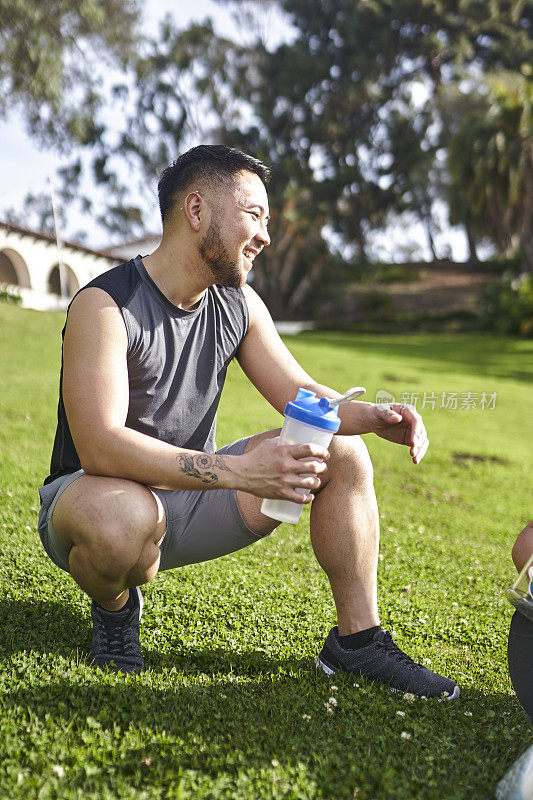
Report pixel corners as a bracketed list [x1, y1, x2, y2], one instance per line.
[177, 453, 229, 484]
[215, 455, 230, 471]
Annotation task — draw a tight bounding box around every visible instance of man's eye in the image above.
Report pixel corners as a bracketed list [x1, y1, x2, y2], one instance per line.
[250, 212, 259, 220]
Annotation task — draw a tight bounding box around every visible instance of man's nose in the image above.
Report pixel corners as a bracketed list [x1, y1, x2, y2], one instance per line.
[256, 221, 270, 247]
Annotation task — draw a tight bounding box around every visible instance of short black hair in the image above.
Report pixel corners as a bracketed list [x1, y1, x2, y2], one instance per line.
[157, 144, 271, 224]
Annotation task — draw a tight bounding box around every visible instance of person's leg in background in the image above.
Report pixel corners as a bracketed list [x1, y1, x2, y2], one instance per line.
[496, 521, 533, 800]
[509, 521, 533, 720]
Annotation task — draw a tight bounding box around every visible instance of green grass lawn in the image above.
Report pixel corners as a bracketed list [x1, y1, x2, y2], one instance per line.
[0, 302, 532, 799]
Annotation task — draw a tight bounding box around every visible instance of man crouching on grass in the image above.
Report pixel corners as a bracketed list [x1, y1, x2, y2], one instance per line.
[37, 144, 459, 700]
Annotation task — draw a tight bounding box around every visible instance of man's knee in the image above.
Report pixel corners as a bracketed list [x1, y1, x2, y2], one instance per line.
[52, 475, 161, 573]
[242, 428, 281, 453]
[82, 526, 154, 582]
[327, 434, 373, 483]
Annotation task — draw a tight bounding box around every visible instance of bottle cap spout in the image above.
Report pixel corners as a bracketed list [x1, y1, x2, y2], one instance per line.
[284, 388, 341, 432]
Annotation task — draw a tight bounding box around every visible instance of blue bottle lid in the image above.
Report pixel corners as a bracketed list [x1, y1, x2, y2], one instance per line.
[284, 388, 341, 432]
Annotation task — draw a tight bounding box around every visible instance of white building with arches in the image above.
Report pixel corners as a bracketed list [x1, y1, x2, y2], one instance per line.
[0, 222, 163, 311]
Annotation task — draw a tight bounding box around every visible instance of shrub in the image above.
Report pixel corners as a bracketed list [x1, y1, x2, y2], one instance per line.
[481, 271, 533, 336]
[0, 284, 22, 305]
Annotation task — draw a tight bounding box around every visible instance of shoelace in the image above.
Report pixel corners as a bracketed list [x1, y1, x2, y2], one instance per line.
[373, 631, 422, 670]
[97, 611, 138, 656]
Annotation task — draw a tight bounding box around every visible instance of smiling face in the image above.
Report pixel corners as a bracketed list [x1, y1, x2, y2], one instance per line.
[198, 170, 271, 288]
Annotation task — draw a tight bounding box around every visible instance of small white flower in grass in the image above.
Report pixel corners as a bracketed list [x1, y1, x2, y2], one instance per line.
[396, 710, 405, 717]
[328, 697, 337, 706]
[302, 714, 311, 721]
[464, 711, 473, 717]
[330, 685, 338, 692]
[271, 759, 279, 768]
[52, 765, 65, 778]
[353, 683, 359, 688]
[325, 705, 335, 716]
[402, 692, 416, 703]
[401, 732, 411, 740]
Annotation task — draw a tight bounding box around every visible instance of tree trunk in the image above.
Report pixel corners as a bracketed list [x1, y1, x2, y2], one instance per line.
[350, 195, 367, 262]
[465, 223, 480, 265]
[520, 141, 533, 272]
[423, 214, 439, 261]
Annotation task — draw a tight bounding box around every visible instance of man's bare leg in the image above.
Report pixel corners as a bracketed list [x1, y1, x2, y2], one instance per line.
[52, 475, 166, 610]
[309, 434, 380, 634]
[237, 430, 379, 633]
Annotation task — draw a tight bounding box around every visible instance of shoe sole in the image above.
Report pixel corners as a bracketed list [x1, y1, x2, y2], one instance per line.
[134, 586, 144, 620]
[315, 656, 460, 701]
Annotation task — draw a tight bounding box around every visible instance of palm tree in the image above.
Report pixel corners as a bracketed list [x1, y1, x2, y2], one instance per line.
[444, 71, 533, 270]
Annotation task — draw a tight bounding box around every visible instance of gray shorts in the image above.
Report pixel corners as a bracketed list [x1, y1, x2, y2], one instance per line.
[37, 437, 267, 574]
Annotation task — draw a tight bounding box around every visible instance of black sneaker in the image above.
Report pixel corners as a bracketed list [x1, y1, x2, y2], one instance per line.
[316, 626, 459, 700]
[88, 587, 145, 674]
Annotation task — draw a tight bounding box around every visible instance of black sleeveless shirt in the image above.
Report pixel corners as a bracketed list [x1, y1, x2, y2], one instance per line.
[44, 256, 249, 485]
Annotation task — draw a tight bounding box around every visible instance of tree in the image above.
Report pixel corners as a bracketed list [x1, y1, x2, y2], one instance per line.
[0, 0, 141, 148]
[8, 0, 533, 316]
[257, 0, 533, 257]
[57, 0, 533, 308]
[444, 70, 533, 269]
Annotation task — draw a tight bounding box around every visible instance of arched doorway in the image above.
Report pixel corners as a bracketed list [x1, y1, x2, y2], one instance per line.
[0, 249, 31, 288]
[48, 263, 80, 298]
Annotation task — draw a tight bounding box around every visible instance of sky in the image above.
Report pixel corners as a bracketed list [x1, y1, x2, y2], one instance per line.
[0, 0, 469, 260]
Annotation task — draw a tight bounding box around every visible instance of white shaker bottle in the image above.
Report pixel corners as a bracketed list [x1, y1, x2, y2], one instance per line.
[260, 388, 342, 524]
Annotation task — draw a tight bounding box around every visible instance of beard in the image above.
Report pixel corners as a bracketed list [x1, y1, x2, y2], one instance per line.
[199, 216, 244, 288]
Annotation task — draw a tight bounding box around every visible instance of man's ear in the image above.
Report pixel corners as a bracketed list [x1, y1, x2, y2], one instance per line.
[183, 191, 203, 231]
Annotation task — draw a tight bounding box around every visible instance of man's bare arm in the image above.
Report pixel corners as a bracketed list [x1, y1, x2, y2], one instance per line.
[237, 285, 375, 434]
[62, 288, 328, 495]
[237, 285, 429, 463]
